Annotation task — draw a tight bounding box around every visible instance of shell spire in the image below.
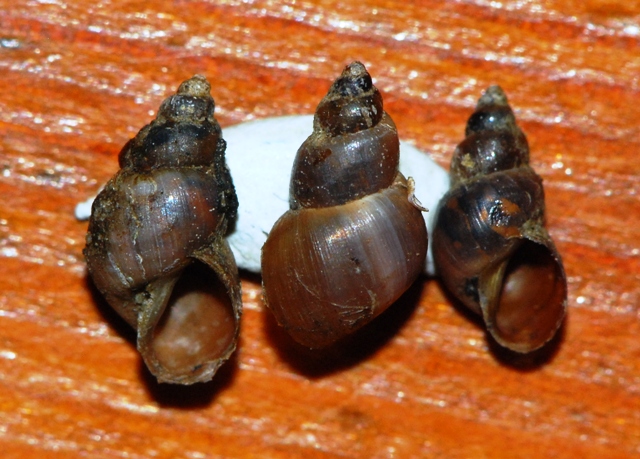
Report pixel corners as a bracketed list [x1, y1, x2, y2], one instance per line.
[290, 62, 400, 210]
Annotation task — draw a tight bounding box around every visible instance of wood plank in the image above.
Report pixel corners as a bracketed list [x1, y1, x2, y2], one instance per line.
[1, 0, 639, 457]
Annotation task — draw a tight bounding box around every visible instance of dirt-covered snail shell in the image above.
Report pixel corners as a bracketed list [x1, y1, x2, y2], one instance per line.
[261, 62, 428, 348]
[84, 75, 242, 384]
[432, 86, 567, 353]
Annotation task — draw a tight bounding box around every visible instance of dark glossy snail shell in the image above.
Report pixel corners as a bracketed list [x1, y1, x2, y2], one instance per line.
[84, 75, 241, 384]
[432, 86, 567, 353]
[261, 62, 428, 348]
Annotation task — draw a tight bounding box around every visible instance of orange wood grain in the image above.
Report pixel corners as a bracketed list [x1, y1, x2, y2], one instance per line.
[1, 1, 639, 457]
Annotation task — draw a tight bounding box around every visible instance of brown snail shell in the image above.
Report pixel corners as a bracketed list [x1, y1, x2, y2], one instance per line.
[432, 85, 567, 353]
[261, 62, 428, 348]
[84, 75, 241, 384]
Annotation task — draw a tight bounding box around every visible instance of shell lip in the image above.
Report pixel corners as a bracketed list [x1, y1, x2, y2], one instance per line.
[478, 237, 567, 353]
[135, 240, 242, 385]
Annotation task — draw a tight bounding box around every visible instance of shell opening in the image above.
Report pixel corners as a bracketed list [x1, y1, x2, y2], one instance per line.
[151, 261, 236, 374]
[492, 240, 566, 351]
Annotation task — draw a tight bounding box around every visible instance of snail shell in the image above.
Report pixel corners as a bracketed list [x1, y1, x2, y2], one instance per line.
[84, 75, 242, 384]
[261, 62, 428, 348]
[432, 85, 567, 353]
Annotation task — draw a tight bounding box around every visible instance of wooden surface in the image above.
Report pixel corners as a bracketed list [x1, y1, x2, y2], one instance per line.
[1, 1, 639, 458]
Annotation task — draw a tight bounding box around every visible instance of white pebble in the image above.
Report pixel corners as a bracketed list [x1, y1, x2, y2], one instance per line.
[74, 196, 95, 221]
